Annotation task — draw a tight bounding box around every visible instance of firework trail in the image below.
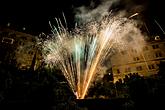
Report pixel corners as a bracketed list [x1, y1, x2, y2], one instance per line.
[154, 19, 165, 34]
[41, 13, 145, 99]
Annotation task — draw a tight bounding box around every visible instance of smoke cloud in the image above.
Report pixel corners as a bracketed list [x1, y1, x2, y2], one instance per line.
[74, 0, 148, 25]
[74, 0, 118, 24]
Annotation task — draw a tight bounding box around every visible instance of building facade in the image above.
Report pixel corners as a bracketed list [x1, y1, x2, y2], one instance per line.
[110, 36, 165, 82]
[0, 27, 42, 70]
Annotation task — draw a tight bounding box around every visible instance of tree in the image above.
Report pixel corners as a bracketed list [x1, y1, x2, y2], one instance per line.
[158, 61, 165, 78]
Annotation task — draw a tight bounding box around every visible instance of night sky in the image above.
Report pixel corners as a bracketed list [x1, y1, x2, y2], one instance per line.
[0, 0, 164, 36]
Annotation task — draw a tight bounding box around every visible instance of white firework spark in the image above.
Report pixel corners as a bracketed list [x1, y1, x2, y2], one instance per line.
[41, 13, 146, 99]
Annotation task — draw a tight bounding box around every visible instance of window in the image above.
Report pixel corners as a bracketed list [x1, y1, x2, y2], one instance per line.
[28, 51, 34, 55]
[19, 41, 24, 45]
[19, 41, 22, 45]
[125, 67, 131, 72]
[22, 37, 27, 40]
[136, 66, 142, 71]
[1, 32, 9, 37]
[117, 69, 120, 74]
[10, 33, 16, 38]
[152, 44, 159, 49]
[121, 51, 127, 55]
[133, 57, 140, 61]
[31, 52, 34, 55]
[131, 49, 137, 53]
[148, 65, 155, 70]
[155, 36, 160, 40]
[155, 52, 162, 58]
[126, 36, 133, 42]
[2, 37, 14, 44]
[143, 46, 148, 51]
[16, 48, 20, 52]
[32, 39, 36, 42]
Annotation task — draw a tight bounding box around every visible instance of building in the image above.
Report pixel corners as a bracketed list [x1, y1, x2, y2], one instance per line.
[110, 36, 165, 82]
[0, 27, 42, 70]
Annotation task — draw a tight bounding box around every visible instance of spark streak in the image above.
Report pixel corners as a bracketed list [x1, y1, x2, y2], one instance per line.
[129, 13, 139, 19]
[154, 19, 165, 34]
[41, 13, 146, 99]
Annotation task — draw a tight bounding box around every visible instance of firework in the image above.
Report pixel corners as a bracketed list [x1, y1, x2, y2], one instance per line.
[42, 13, 145, 99]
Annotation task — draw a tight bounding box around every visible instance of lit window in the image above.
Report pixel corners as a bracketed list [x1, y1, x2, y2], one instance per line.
[152, 44, 159, 49]
[136, 66, 142, 71]
[155, 36, 160, 40]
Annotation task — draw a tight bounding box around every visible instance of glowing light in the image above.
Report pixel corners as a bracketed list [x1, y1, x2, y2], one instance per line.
[7, 22, 10, 27]
[41, 13, 146, 99]
[23, 27, 26, 30]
